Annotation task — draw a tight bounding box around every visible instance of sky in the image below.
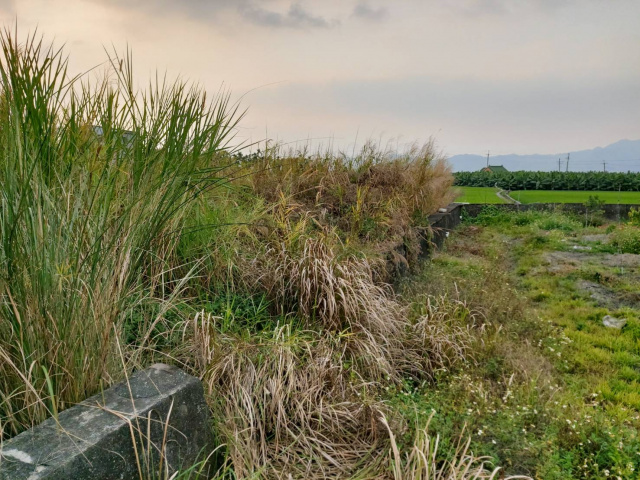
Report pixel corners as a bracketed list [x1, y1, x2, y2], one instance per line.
[2, 0, 639, 157]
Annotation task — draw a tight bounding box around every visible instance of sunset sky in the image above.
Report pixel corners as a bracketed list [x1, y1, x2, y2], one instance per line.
[3, 0, 639, 156]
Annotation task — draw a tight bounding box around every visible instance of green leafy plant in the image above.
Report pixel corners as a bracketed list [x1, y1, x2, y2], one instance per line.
[609, 225, 640, 254]
[628, 206, 640, 226]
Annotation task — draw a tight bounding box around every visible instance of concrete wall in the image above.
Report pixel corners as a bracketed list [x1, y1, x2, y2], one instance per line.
[0, 364, 213, 480]
[427, 204, 464, 250]
[462, 203, 640, 221]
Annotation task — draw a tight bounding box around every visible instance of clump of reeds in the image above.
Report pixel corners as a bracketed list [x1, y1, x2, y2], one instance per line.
[0, 29, 241, 438]
[384, 413, 530, 480]
[411, 295, 479, 376]
[201, 318, 388, 478]
[260, 236, 409, 377]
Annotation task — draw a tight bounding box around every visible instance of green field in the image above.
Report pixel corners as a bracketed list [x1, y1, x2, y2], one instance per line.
[512, 190, 640, 204]
[455, 186, 506, 203]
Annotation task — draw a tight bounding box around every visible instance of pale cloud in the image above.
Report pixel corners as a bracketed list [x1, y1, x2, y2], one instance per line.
[84, 0, 338, 30]
[244, 74, 640, 155]
[441, 0, 632, 17]
[0, 0, 15, 15]
[446, 0, 509, 16]
[86, 0, 236, 19]
[240, 2, 339, 29]
[352, 2, 388, 22]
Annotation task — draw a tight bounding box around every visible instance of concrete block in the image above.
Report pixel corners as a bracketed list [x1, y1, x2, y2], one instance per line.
[0, 364, 213, 480]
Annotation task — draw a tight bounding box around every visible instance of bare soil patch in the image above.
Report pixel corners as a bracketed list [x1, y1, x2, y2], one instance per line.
[544, 251, 640, 269]
[580, 234, 610, 243]
[575, 279, 638, 309]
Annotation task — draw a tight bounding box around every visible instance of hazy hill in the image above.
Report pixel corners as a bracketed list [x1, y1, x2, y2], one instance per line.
[448, 139, 640, 173]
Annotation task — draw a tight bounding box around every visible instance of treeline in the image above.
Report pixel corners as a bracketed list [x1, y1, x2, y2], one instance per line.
[454, 171, 640, 191]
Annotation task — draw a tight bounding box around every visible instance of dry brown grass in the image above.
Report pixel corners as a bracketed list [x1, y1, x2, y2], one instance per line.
[245, 140, 455, 243]
[412, 295, 479, 376]
[166, 212, 491, 478]
[181, 314, 389, 478]
[244, 214, 419, 384]
[176, 311, 520, 480]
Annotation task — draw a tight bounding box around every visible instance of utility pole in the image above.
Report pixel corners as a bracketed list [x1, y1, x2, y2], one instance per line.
[558, 158, 561, 172]
[603, 160, 607, 173]
[566, 153, 570, 172]
[486, 150, 490, 168]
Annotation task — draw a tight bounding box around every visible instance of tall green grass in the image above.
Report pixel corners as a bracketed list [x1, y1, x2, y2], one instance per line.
[0, 30, 242, 437]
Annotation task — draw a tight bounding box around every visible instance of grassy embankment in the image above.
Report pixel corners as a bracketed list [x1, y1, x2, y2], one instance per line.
[512, 190, 640, 204]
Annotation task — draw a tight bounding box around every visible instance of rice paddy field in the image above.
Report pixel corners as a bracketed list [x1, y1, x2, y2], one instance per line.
[457, 187, 640, 205]
[512, 190, 640, 204]
[456, 186, 507, 203]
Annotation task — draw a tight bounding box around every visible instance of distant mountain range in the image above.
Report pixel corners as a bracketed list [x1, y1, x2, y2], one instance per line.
[448, 139, 640, 173]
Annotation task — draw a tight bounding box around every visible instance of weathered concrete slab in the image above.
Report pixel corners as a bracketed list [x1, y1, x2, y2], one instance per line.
[0, 364, 213, 480]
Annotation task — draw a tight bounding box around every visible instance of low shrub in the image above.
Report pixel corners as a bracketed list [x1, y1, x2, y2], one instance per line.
[465, 205, 512, 226]
[467, 207, 581, 232]
[535, 214, 582, 232]
[608, 225, 640, 254]
[628, 206, 640, 226]
[583, 195, 606, 226]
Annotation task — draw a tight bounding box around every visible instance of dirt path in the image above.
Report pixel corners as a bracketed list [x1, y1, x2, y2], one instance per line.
[496, 189, 520, 204]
